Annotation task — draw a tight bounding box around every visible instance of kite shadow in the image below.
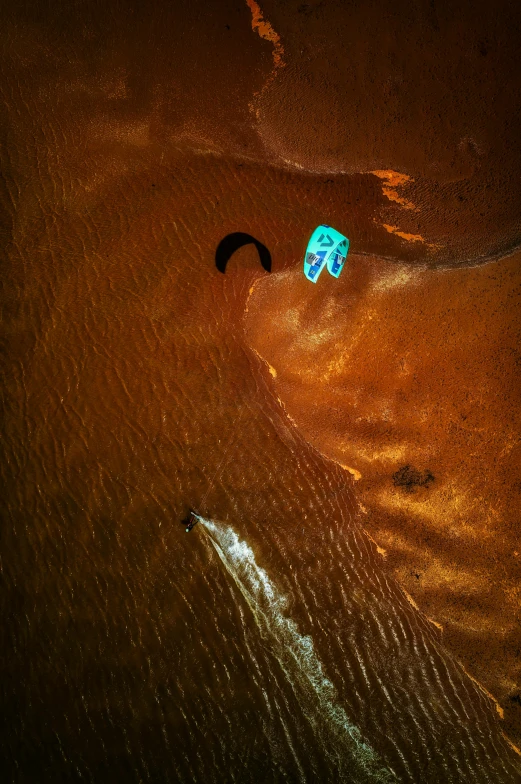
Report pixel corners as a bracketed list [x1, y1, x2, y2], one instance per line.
[215, 232, 271, 274]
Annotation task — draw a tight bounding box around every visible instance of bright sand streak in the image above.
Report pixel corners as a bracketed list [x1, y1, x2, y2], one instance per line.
[201, 517, 397, 782]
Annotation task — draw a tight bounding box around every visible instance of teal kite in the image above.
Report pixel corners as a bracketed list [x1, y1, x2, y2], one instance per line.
[304, 225, 349, 283]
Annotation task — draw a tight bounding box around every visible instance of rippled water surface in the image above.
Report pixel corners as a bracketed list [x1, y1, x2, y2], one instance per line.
[2, 61, 521, 781]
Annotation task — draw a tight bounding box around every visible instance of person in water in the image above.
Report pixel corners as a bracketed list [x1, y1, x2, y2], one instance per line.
[185, 511, 199, 532]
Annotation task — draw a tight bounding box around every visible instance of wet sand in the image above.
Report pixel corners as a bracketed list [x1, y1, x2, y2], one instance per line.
[245, 251, 521, 747]
[2, 0, 521, 780]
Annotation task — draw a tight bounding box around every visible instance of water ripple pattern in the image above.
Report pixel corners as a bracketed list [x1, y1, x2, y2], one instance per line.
[203, 516, 397, 783]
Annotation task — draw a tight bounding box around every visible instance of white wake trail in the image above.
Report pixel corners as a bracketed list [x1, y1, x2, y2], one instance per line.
[201, 517, 396, 783]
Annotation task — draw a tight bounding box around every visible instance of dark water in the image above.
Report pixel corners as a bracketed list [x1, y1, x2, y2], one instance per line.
[1, 77, 521, 777]
[4, 0, 521, 777]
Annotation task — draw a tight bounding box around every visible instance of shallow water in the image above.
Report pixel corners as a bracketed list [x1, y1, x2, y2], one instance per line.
[202, 516, 396, 782]
[2, 144, 521, 781]
[2, 10, 521, 771]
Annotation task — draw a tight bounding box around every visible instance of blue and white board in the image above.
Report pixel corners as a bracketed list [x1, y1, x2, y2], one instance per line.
[303, 225, 349, 283]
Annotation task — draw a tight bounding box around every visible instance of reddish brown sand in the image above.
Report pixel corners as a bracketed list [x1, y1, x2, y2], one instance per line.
[2, 0, 521, 779]
[254, 0, 521, 266]
[245, 251, 521, 746]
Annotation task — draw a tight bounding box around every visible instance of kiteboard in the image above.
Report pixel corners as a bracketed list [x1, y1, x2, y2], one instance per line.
[303, 225, 349, 283]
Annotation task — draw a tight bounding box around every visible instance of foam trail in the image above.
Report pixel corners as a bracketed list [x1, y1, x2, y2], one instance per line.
[201, 517, 396, 783]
